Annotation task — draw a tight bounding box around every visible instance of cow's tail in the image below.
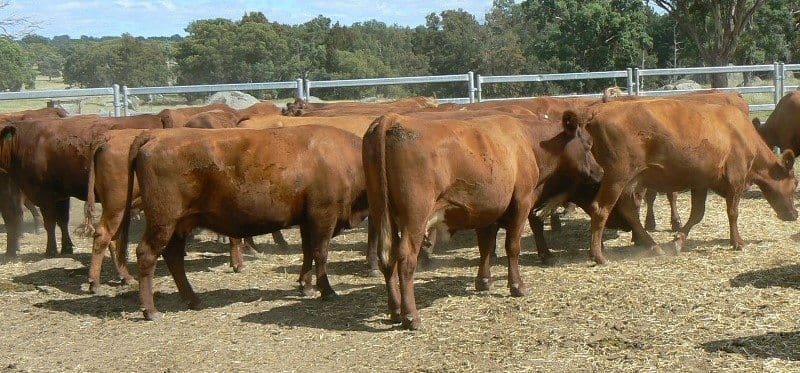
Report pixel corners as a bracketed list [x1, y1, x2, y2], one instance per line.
[119, 131, 151, 256]
[363, 114, 399, 272]
[76, 139, 106, 237]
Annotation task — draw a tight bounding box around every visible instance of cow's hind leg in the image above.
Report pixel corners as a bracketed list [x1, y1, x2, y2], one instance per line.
[504, 201, 532, 297]
[397, 226, 426, 330]
[475, 224, 500, 291]
[666, 192, 682, 231]
[528, 215, 555, 266]
[271, 231, 290, 252]
[88, 210, 134, 294]
[40, 206, 59, 257]
[55, 199, 74, 254]
[664, 188, 707, 252]
[228, 238, 245, 272]
[0, 189, 23, 257]
[616, 191, 657, 250]
[644, 189, 658, 231]
[725, 191, 746, 250]
[162, 233, 199, 310]
[23, 197, 42, 234]
[588, 179, 630, 265]
[298, 222, 337, 299]
[136, 226, 173, 321]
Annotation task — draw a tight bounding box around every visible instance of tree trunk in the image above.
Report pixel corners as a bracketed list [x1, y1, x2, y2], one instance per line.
[710, 72, 728, 88]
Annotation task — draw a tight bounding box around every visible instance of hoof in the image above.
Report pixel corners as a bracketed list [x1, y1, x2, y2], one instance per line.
[45, 250, 58, 258]
[644, 220, 656, 231]
[366, 269, 382, 278]
[61, 245, 74, 255]
[5, 251, 17, 258]
[670, 232, 687, 253]
[474, 277, 493, 292]
[401, 315, 421, 331]
[732, 242, 746, 251]
[143, 310, 163, 321]
[670, 220, 683, 232]
[299, 284, 317, 298]
[231, 263, 246, 273]
[509, 283, 528, 297]
[540, 255, 557, 267]
[320, 291, 339, 301]
[591, 254, 608, 266]
[88, 282, 103, 295]
[389, 310, 402, 324]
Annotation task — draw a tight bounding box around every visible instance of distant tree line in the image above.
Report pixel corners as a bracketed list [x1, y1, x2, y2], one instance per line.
[0, 0, 797, 98]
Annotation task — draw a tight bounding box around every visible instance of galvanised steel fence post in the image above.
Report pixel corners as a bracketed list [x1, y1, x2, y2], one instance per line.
[626, 68, 634, 95]
[112, 84, 121, 117]
[121, 86, 129, 116]
[475, 74, 483, 102]
[468, 71, 475, 103]
[295, 78, 303, 99]
[633, 68, 641, 96]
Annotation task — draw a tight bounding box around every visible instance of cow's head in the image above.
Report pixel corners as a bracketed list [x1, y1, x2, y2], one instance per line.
[759, 149, 798, 221]
[556, 110, 604, 184]
[0, 125, 17, 173]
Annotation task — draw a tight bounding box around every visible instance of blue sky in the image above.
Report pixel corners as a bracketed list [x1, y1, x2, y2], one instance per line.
[5, 0, 496, 38]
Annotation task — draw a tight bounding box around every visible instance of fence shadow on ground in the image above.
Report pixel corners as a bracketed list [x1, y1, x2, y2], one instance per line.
[702, 331, 800, 360]
[729, 264, 800, 290]
[240, 275, 475, 332]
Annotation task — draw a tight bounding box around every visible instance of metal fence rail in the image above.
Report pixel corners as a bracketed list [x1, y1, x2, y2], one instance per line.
[634, 63, 782, 108]
[304, 73, 475, 103]
[0, 85, 121, 116]
[1, 63, 797, 117]
[122, 80, 303, 115]
[477, 69, 633, 102]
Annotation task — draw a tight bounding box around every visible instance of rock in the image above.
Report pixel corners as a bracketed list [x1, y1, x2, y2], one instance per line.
[741, 76, 763, 87]
[205, 91, 260, 109]
[727, 72, 744, 88]
[674, 79, 702, 91]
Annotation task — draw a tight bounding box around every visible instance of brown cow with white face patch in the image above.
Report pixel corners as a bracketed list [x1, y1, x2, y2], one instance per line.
[120, 126, 368, 320]
[364, 111, 603, 330]
[585, 99, 797, 265]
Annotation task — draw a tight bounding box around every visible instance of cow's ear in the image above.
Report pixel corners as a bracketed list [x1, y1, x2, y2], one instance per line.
[562, 110, 579, 138]
[1, 126, 15, 141]
[752, 118, 761, 128]
[781, 149, 795, 170]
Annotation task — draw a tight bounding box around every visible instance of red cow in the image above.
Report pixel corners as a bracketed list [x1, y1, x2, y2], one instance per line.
[585, 99, 797, 265]
[120, 126, 368, 320]
[364, 112, 602, 329]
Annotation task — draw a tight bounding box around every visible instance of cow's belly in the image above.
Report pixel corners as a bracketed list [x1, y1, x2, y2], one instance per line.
[638, 165, 714, 192]
[432, 178, 517, 230]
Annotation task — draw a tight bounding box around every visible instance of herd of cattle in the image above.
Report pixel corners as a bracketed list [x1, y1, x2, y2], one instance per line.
[1, 88, 799, 330]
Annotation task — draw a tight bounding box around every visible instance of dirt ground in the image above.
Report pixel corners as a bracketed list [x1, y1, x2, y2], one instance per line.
[0, 190, 799, 372]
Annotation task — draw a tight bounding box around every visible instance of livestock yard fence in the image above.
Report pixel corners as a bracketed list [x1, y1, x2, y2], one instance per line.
[1, 63, 798, 115]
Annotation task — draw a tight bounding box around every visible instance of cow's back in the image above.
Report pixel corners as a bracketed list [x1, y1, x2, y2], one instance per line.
[589, 99, 756, 191]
